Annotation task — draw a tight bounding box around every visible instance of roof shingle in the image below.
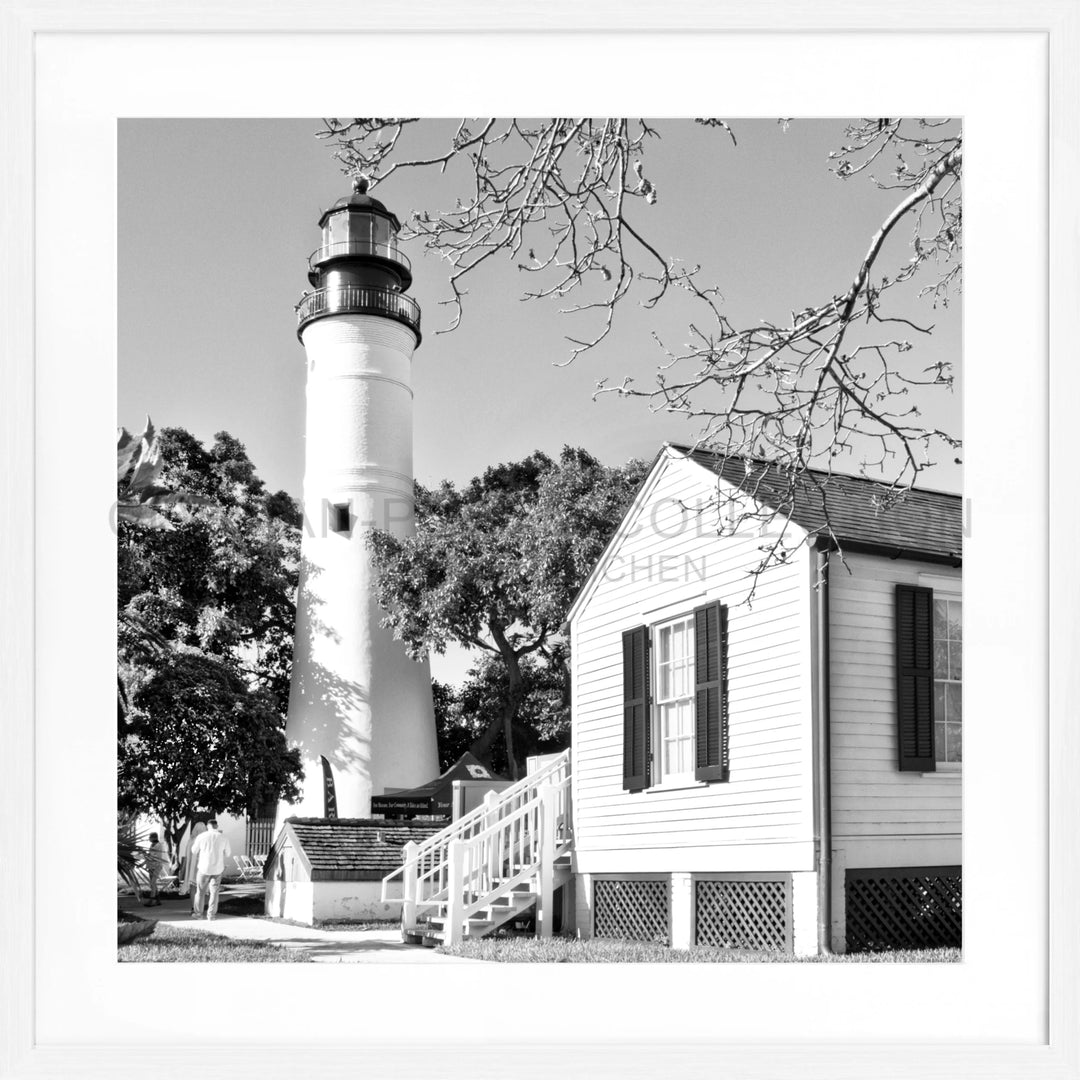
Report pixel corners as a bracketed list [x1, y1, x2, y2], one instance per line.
[673, 445, 962, 563]
[272, 818, 443, 881]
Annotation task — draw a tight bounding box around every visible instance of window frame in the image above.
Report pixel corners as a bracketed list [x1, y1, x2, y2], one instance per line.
[650, 612, 698, 788]
[931, 590, 963, 771]
[620, 599, 729, 793]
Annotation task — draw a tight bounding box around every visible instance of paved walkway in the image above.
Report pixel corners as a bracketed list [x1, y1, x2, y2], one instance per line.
[119, 892, 481, 964]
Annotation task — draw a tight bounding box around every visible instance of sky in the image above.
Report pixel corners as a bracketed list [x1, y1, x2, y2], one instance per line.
[118, 118, 962, 684]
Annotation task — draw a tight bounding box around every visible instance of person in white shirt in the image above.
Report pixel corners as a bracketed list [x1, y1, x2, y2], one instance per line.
[189, 818, 232, 920]
[144, 832, 169, 908]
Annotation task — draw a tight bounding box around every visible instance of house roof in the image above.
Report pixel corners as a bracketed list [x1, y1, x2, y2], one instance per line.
[672, 444, 962, 563]
[565, 444, 962, 627]
[266, 819, 443, 882]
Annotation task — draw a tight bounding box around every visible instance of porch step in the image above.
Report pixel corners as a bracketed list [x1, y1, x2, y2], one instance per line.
[424, 890, 539, 945]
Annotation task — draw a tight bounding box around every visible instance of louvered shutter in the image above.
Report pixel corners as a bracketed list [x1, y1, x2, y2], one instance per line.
[622, 625, 650, 791]
[895, 584, 935, 772]
[694, 602, 730, 783]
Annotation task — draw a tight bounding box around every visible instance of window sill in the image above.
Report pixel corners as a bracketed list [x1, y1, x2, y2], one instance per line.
[645, 779, 709, 794]
[921, 767, 962, 779]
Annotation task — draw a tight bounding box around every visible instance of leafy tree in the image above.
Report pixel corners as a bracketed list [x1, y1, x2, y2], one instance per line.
[119, 427, 300, 713]
[118, 427, 303, 851]
[370, 447, 646, 778]
[118, 650, 301, 853]
[321, 118, 962, 572]
[117, 417, 209, 530]
[433, 652, 569, 775]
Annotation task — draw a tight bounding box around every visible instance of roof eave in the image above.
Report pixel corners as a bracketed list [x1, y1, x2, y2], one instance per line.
[816, 535, 962, 567]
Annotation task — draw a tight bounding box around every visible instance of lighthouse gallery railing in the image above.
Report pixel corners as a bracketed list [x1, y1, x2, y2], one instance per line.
[296, 283, 421, 337]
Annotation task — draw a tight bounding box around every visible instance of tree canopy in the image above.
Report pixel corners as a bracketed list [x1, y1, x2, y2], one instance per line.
[433, 650, 569, 776]
[117, 426, 303, 847]
[370, 446, 647, 777]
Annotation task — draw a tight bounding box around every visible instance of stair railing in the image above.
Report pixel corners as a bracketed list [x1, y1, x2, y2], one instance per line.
[387, 749, 572, 935]
[444, 781, 573, 945]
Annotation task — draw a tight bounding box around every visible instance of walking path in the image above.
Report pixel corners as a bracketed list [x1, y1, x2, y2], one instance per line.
[119, 892, 481, 964]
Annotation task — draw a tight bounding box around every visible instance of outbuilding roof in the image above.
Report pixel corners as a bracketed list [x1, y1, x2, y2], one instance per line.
[672, 444, 963, 563]
[265, 819, 443, 882]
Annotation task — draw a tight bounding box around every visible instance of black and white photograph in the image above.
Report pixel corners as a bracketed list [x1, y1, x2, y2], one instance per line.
[4, 13, 1075, 1076]
[116, 117, 965, 963]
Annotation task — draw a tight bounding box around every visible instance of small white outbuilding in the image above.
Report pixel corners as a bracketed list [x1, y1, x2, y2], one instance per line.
[264, 819, 442, 926]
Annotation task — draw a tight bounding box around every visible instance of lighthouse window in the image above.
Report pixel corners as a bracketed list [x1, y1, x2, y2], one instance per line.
[331, 503, 351, 534]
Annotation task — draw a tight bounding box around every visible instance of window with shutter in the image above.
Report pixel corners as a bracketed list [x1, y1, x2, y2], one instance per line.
[895, 584, 936, 772]
[622, 626, 650, 791]
[694, 601, 730, 783]
[621, 603, 730, 791]
[654, 614, 696, 784]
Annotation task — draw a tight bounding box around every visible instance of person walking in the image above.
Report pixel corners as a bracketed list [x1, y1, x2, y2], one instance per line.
[179, 816, 207, 902]
[144, 832, 168, 907]
[189, 818, 231, 921]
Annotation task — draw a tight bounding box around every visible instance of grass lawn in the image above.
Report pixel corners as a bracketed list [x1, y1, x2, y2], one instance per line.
[254, 914, 399, 932]
[117, 921, 309, 962]
[438, 936, 961, 963]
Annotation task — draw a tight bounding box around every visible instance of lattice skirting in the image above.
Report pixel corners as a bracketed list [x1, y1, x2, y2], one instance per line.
[845, 866, 962, 953]
[694, 876, 792, 952]
[593, 878, 669, 944]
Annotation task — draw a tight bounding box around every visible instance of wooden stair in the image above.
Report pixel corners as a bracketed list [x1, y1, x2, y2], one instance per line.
[414, 882, 539, 947]
[387, 750, 574, 947]
[412, 856, 572, 946]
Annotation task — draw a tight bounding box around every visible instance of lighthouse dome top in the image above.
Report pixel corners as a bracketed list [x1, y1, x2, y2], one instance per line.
[318, 176, 403, 233]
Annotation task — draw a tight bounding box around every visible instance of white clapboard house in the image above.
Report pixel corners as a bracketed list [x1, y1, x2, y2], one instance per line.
[387, 443, 962, 954]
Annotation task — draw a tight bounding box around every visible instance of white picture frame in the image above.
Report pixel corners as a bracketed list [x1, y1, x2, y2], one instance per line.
[2, 3, 1077, 1078]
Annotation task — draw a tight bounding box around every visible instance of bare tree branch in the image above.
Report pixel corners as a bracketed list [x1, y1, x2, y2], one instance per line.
[319, 118, 962, 590]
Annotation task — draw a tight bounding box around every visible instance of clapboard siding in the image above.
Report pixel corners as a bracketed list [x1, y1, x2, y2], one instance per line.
[570, 454, 814, 871]
[829, 552, 961, 840]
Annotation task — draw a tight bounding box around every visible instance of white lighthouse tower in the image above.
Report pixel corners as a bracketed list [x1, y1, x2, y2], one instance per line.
[277, 179, 439, 826]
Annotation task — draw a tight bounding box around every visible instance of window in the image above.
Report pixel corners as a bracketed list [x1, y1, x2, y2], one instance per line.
[653, 615, 696, 784]
[933, 597, 962, 765]
[895, 583, 961, 772]
[622, 602, 729, 791]
[330, 502, 351, 534]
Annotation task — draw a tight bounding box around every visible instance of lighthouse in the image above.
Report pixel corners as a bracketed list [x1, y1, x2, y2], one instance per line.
[277, 179, 439, 826]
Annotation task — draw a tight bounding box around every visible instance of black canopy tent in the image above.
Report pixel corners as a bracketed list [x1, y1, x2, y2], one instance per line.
[371, 752, 506, 818]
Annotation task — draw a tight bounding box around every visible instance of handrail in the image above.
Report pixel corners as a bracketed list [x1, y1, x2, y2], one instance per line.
[384, 749, 570, 891]
[308, 240, 412, 275]
[448, 778, 571, 941]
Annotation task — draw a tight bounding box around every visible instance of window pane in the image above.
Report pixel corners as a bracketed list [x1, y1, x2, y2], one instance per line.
[934, 683, 945, 723]
[657, 625, 671, 663]
[946, 722, 962, 763]
[949, 641, 963, 680]
[675, 661, 686, 700]
[945, 682, 962, 723]
[657, 663, 670, 701]
[934, 640, 948, 677]
[948, 601, 962, 643]
[672, 621, 685, 661]
[677, 737, 691, 776]
[934, 599, 948, 639]
[935, 722, 946, 762]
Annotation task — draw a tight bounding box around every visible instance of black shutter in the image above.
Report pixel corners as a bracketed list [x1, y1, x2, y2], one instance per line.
[896, 584, 935, 772]
[694, 602, 730, 783]
[622, 625, 650, 791]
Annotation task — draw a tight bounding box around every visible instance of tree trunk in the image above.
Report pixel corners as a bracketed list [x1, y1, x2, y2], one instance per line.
[467, 623, 529, 780]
